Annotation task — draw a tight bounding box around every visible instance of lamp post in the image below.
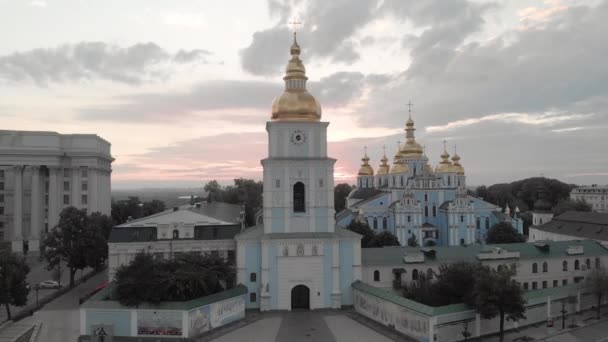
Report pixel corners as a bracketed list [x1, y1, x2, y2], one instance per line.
[462, 321, 471, 342]
[561, 300, 568, 330]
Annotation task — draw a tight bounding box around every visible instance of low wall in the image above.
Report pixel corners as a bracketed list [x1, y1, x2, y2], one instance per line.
[353, 281, 603, 342]
[80, 284, 247, 339]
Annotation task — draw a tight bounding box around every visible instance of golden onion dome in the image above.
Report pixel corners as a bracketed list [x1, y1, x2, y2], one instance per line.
[435, 146, 456, 173]
[399, 114, 423, 159]
[451, 153, 465, 175]
[390, 162, 410, 174]
[358, 153, 374, 176]
[377, 153, 390, 175]
[271, 33, 321, 122]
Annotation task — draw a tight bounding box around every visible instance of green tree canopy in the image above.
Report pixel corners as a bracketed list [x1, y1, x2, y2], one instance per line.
[334, 183, 354, 213]
[407, 234, 419, 247]
[586, 266, 608, 319]
[486, 222, 525, 244]
[202, 179, 262, 226]
[114, 252, 235, 307]
[111, 197, 166, 225]
[553, 199, 592, 216]
[368, 231, 400, 248]
[472, 265, 526, 342]
[0, 250, 30, 320]
[40, 207, 108, 287]
[347, 220, 375, 248]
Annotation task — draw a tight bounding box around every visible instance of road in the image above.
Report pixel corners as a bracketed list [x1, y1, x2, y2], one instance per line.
[543, 319, 608, 342]
[18, 271, 107, 342]
[0, 256, 92, 322]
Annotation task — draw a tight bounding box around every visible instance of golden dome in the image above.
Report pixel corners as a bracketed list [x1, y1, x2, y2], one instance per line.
[451, 153, 465, 175]
[377, 153, 390, 175]
[271, 33, 321, 122]
[435, 146, 456, 173]
[390, 151, 410, 173]
[358, 153, 374, 176]
[399, 114, 423, 159]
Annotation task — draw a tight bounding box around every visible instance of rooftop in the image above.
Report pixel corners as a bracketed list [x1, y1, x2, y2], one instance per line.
[362, 240, 608, 266]
[117, 202, 243, 227]
[534, 211, 608, 241]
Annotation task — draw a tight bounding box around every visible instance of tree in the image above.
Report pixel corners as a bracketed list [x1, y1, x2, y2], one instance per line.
[142, 199, 165, 217]
[368, 231, 400, 248]
[88, 212, 114, 240]
[407, 234, 419, 247]
[0, 250, 30, 320]
[586, 266, 608, 319]
[347, 220, 375, 248]
[204, 180, 222, 202]
[486, 222, 525, 244]
[114, 252, 235, 306]
[471, 265, 526, 342]
[334, 183, 353, 213]
[111, 196, 142, 224]
[553, 199, 592, 216]
[40, 207, 108, 287]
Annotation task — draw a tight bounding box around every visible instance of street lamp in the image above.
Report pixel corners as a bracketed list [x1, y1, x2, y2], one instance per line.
[462, 321, 471, 342]
[560, 300, 568, 330]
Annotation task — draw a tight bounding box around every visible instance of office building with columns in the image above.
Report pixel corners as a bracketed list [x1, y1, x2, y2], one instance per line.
[0, 130, 113, 253]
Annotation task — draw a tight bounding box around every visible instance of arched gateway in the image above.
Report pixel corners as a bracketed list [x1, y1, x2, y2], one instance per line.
[291, 285, 310, 310]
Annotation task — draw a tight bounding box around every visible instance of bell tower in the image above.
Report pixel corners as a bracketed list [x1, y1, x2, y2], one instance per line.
[262, 32, 336, 234]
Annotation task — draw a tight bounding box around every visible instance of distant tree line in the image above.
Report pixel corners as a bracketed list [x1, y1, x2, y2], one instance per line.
[111, 197, 166, 225]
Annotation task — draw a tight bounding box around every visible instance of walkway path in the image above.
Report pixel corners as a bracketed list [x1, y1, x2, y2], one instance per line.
[210, 311, 393, 342]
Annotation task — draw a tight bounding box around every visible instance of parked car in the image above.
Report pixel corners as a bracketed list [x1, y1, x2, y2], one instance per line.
[38, 280, 61, 289]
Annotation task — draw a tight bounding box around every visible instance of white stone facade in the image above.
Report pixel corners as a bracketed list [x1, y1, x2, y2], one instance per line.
[0, 130, 113, 252]
[571, 185, 608, 213]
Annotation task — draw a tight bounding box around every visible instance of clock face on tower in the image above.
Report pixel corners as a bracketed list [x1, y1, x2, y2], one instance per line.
[291, 130, 307, 145]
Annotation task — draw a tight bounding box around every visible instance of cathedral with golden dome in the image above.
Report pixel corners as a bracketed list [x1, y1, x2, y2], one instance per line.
[337, 111, 523, 247]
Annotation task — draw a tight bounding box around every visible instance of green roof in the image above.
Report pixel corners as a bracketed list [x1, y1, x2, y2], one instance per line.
[82, 283, 248, 311]
[362, 240, 608, 266]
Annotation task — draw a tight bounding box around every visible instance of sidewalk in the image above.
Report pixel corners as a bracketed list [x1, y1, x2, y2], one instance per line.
[481, 309, 608, 342]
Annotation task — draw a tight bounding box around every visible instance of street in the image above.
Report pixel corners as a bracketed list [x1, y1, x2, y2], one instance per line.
[0, 256, 92, 323]
[18, 271, 107, 342]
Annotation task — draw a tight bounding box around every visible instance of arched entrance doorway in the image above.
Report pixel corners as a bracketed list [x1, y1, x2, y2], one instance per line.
[291, 285, 310, 310]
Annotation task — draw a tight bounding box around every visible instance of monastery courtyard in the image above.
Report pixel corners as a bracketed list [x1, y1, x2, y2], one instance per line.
[208, 311, 399, 342]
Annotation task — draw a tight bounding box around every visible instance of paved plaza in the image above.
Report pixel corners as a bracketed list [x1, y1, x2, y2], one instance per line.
[210, 311, 395, 342]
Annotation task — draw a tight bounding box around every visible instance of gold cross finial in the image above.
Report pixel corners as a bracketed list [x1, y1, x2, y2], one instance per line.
[407, 101, 413, 118]
[289, 18, 302, 33]
[443, 139, 447, 151]
[382, 145, 386, 155]
[363, 145, 368, 156]
[454, 145, 457, 155]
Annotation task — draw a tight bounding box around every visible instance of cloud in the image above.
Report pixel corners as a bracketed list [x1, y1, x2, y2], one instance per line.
[79, 71, 366, 123]
[240, 0, 381, 75]
[29, 1, 47, 7]
[0, 42, 212, 86]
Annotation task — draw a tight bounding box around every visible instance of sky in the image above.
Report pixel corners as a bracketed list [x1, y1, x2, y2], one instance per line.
[1, 0, 607, 189]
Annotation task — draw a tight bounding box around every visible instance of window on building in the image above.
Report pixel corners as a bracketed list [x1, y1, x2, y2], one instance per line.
[476, 217, 480, 229]
[427, 268, 433, 280]
[523, 282, 529, 290]
[460, 238, 465, 245]
[365, 179, 369, 188]
[460, 215, 464, 223]
[82, 182, 88, 191]
[575, 260, 580, 270]
[319, 178, 324, 188]
[0, 170, 3, 178]
[586, 258, 591, 269]
[400, 176, 404, 186]
[412, 269, 418, 281]
[563, 279, 568, 286]
[532, 282, 537, 290]
[532, 263, 538, 273]
[553, 280, 558, 287]
[293, 182, 305, 212]
[382, 217, 387, 229]
[250, 293, 257, 302]
[0, 207, 3, 215]
[0, 194, 3, 203]
[0, 182, 3, 190]
[432, 206, 437, 217]
[485, 217, 490, 229]
[172, 229, 179, 239]
[373, 217, 378, 229]
[297, 244, 304, 256]
[63, 181, 69, 191]
[542, 281, 547, 289]
[81, 195, 88, 205]
[563, 260, 568, 271]
[596, 258, 601, 269]
[424, 206, 429, 217]
[63, 195, 69, 205]
[45, 195, 48, 205]
[424, 193, 428, 202]
[407, 216, 411, 223]
[543, 262, 548, 272]
[250, 273, 257, 282]
[81, 167, 88, 177]
[374, 270, 380, 281]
